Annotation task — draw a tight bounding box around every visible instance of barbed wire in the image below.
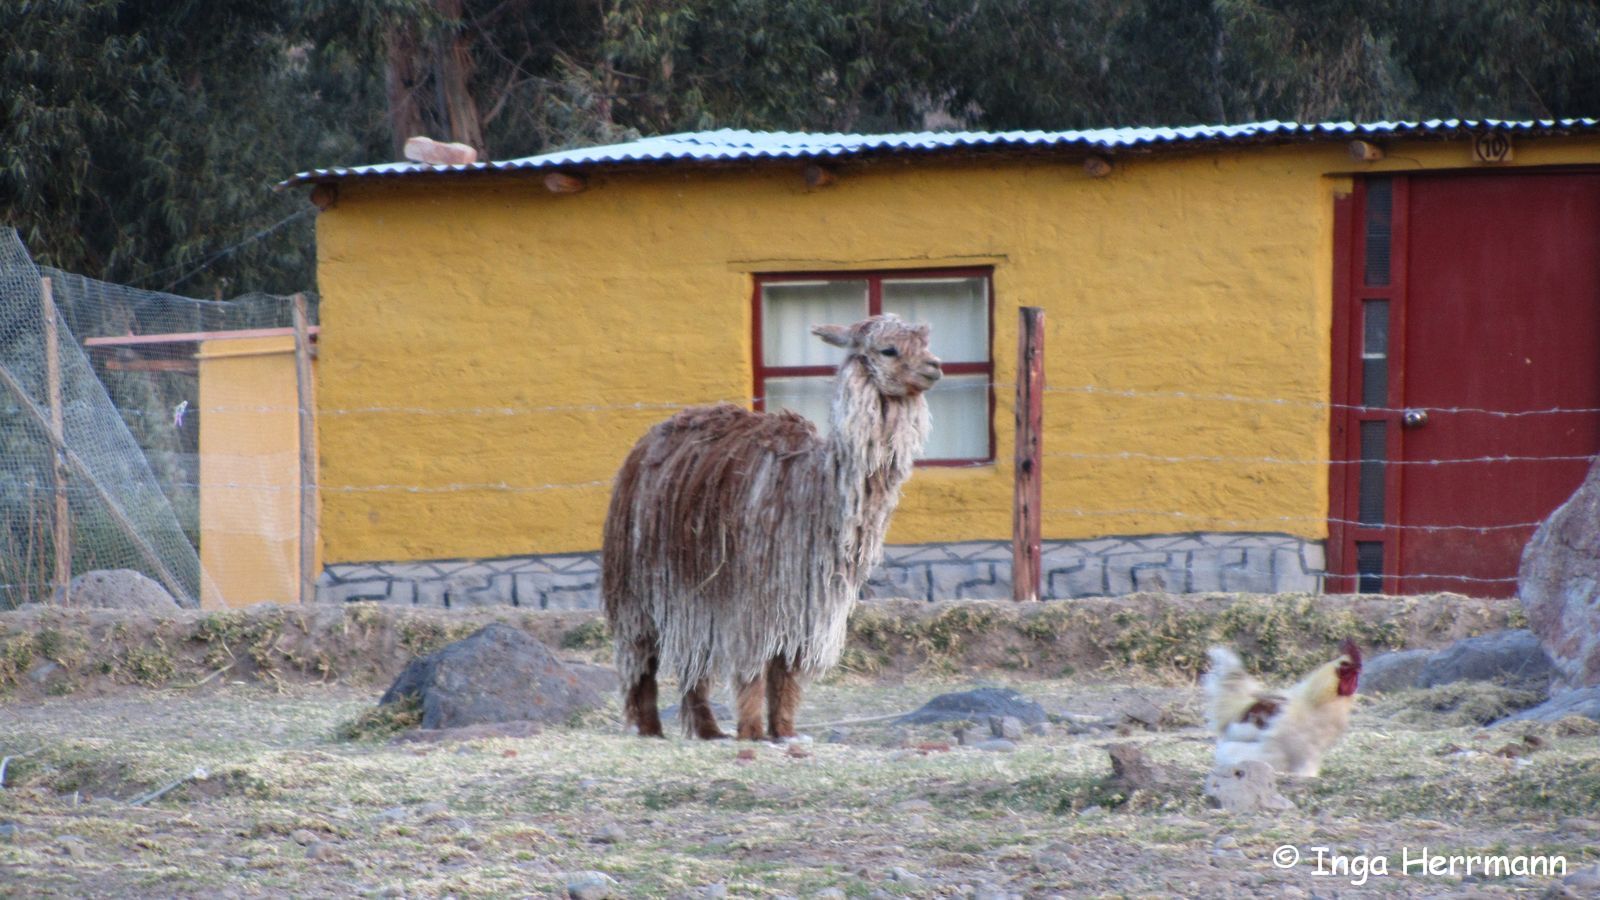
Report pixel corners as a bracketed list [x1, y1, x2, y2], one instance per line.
[1040, 506, 1543, 533]
[1044, 450, 1598, 466]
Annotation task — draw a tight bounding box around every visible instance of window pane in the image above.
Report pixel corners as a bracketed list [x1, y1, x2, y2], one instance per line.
[761, 280, 868, 366]
[882, 277, 987, 362]
[764, 376, 834, 434]
[923, 374, 989, 460]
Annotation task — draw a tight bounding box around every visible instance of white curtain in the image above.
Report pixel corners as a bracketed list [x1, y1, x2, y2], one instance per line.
[760, 280, 868, 366]
[760, 275, 990, 460]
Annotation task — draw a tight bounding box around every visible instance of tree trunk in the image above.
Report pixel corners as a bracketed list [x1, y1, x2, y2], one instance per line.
[384, 0, 486, 160]
[433, 0, 486, 155]
[385, 22, 428, 159]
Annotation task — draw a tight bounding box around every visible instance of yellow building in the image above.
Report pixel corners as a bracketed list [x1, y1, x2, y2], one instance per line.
[287, 120, 1600, 603]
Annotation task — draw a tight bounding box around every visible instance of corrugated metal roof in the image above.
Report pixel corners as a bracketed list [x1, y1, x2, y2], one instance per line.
[280, 118, 1600, 188]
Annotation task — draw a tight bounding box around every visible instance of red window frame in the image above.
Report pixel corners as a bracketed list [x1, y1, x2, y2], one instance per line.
[751, 267, 996, 466]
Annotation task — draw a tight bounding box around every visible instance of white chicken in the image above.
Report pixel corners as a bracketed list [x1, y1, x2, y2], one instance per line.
[1203, 639, 1362, 777]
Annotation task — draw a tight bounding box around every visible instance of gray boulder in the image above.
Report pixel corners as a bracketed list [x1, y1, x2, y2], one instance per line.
[66, 569, 180, 612]
[897, 688, 1047, 726]
[1519, 459, 1600, 688]
[1359, 648, 1434, 693]
[380, 623, 603, 729]
[1414, 629, 1555, 690]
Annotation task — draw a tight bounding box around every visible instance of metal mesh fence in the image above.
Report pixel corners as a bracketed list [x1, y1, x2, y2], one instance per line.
[0, 230, 312, 609]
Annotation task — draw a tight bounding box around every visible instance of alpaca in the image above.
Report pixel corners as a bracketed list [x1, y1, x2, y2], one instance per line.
[602, 314, 941, 740]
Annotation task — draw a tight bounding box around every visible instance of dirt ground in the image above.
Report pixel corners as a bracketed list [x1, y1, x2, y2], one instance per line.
[2, 594, 1597, 898]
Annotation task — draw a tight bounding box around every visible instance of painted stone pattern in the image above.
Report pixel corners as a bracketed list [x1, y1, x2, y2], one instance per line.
[316, 533, 1325, 608]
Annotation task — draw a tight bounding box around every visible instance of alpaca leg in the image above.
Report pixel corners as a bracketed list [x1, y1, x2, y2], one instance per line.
[685, 678, 727, 740]
[734, 672, 767, 741]
[622, 648, 664, 738]
[765, 655, 803, 740]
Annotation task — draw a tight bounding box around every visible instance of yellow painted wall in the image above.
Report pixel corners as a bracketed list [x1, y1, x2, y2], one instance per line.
[198, 335, 315, 606]
[313, 135, 1600, 564]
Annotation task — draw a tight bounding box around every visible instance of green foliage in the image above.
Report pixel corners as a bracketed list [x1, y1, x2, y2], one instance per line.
[7, 0, 1600, 298]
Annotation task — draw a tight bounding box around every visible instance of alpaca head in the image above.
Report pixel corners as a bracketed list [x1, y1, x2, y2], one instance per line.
[811, 314, 943, 397]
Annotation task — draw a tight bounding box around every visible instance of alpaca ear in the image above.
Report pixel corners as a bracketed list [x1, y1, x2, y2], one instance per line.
[811, 324, 852, 348]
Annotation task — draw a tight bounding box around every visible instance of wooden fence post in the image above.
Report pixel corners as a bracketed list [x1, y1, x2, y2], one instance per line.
[1013, 307, 1044, 602]
[291, 293, 318, 605]
[0, 363, 193, 606]
[41, 277, 72, 601]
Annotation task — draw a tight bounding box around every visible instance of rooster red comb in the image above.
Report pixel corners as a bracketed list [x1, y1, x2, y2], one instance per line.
[1339, 638, 1362, 664]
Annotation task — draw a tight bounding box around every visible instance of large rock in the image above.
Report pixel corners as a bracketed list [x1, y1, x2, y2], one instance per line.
[1413, 629, 1555, 690]
[379, 623, 604, 729]
[896, 688, 1047, 726]
[1519, 461, 1600, 688]
[66, 569, 179, 612]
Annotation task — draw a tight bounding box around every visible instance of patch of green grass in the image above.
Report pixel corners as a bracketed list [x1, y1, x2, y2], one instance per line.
[560, 617, 611, 651]
[396, 618, 478, 655]
[333, 694, 423, 742]
[1101, 596, 1407, 678]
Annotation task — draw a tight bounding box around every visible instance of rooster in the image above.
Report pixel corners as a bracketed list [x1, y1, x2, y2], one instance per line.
[1202, 639, 1362, 777]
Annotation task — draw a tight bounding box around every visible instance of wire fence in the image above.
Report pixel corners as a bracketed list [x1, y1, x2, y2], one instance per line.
[3, 228, 1591, 606]
[0, 230, 311, 608]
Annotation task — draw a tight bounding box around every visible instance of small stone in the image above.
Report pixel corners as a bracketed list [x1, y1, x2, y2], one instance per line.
[694, 884, 728, 899]
[0, 824, 20, 842]
[989, 715, 1025, 740]
[593, 823, 627, 844]
[904, 814, 927, 829]
[1213, 836, 1238, 850]
[786, 744, 811, 759]
[415, 802, 448, 818]
[826, 728, 850, 744]
[306, 840, 339, 861]
[889, 867, 923, 885]
[974, 884, 1010, 900]
[1026, 722, 1051, 737]
[812, 890, 846, 900]
[373, 806, 409, 824]
[58, 835, 87, 859]
[1077, 805, 1107, 820]
[291, 829, 319, 846]
[566, 870, 619, 900]
[223, 857, 249, 869]
[1204, 760, 1295, 813]
[974, 739, 1017, 753]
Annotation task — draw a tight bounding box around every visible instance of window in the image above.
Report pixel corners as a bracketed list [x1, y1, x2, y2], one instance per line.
[754, 269, 994, 464]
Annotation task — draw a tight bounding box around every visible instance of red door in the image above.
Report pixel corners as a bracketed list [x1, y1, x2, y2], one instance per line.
[1331, 172, 1600, 597]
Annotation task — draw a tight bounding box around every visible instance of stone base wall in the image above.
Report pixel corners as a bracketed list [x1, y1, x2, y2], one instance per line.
[316, 533, 1325, 608]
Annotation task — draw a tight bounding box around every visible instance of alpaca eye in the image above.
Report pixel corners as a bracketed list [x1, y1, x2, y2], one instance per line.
[879, 347, 899, 357]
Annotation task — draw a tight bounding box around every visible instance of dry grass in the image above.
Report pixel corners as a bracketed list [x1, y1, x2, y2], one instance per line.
[1, 671, 1596, 898]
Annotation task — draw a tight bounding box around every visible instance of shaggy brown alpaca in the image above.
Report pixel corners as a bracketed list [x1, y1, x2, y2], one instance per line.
[602, 314, 941, 739]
